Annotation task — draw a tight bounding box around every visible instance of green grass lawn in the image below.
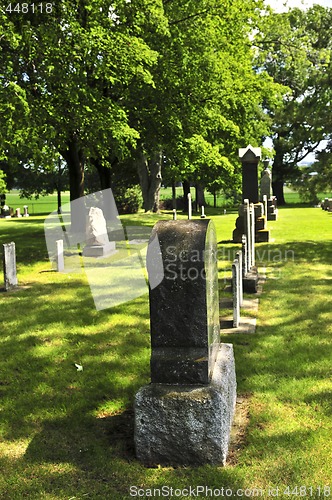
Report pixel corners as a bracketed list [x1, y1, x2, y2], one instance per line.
[0, 206, 331, 499]
[4, 186, 332, 216]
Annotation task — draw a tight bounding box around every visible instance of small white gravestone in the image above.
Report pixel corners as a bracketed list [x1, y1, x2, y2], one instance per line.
[242, 234, 248, 277]
[260, 168, 272, 200]
[187, 193, 192, 220]
[56, 239, 65, 272]
[236, 250, 243, 306]
[250, 203, 255, 268]
[244, 199, 251, 270]
[83, 207, 116, 257]
[232, 259, 240, 328]
[23, 205, 29, 217]
[3, 242, 18, 291]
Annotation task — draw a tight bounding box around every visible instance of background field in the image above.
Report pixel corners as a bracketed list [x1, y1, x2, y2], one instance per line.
[4, 186, 332, 215]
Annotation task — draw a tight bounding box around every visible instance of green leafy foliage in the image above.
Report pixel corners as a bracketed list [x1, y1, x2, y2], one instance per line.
[0, 169, 7, 194]
[255, 5, 332, 203]
[1, 0, 284, 209]
[0, 0, 163, 200]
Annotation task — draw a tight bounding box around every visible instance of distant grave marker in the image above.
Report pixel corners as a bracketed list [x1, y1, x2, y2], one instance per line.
[3, 242, 18, 291]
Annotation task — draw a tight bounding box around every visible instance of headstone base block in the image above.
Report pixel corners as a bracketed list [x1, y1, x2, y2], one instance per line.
[267, 211, 278, 221]
[256, 229, 270, 243]
[134, 343, 236, 466]
[243, 268, 259, 293]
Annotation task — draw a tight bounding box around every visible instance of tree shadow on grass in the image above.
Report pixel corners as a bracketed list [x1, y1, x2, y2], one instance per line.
[0, 219, 49, 265]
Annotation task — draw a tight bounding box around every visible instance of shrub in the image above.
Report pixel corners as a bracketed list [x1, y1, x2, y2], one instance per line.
[115, 185, 143, 214]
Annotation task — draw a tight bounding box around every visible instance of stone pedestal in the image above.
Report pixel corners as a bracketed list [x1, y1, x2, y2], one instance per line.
[267, 197, 278, 221]
[233, 203, 269, 243]
[135, 343, 236, 466]
[232, 259, 240, 328]
[56, 239, 65, 272]
[243, 269, 259, 293]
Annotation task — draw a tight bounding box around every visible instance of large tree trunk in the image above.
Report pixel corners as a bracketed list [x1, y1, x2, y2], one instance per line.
[90, 157, 119, 220]
[92, 158, 113, 191]
[61, 135, 85, 232]
[136, 149, 162, 213]
[272, 179, 286, 206]
[57, 188, 62, 215]
[195, 183, 206, 211]
[272, 137, 287, 206]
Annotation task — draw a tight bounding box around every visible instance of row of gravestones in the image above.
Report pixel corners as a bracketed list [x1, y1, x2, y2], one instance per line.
[2, 216, 252, 467]
[135, 146, 279, 466]
[321, 198, 332, 212]
[1, 206, 115, 290]
[2, 242, 18, 291]
[2, 146, 275, 466]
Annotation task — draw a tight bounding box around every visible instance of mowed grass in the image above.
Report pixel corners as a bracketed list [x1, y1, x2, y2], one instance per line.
[4, 186, 332, 217]
[0, 206, 331, 499]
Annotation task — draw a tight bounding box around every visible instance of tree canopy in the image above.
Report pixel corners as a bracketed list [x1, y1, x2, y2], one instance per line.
[254, 4, 332, 203]
[2, 1, 330, 210]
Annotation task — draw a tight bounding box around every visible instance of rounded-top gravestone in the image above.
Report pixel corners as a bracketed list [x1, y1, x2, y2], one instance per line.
[147, 219, 220, 385]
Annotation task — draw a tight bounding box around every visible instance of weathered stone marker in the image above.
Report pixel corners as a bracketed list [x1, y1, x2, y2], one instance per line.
[3, 242, 18, 291]
[250, 203, 255, 268]
[148, 220, 220, 384]
[260, 167, 278, 221]
[263, 194, 268, 219]
[187, 193, 192, 219]
[260, 168, 272, 200]
[242, 234, 248, 276]
[135, 219, 237, 466]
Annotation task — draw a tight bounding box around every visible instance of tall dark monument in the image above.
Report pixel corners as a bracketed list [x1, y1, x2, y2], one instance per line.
[239, 145, 261, 204]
